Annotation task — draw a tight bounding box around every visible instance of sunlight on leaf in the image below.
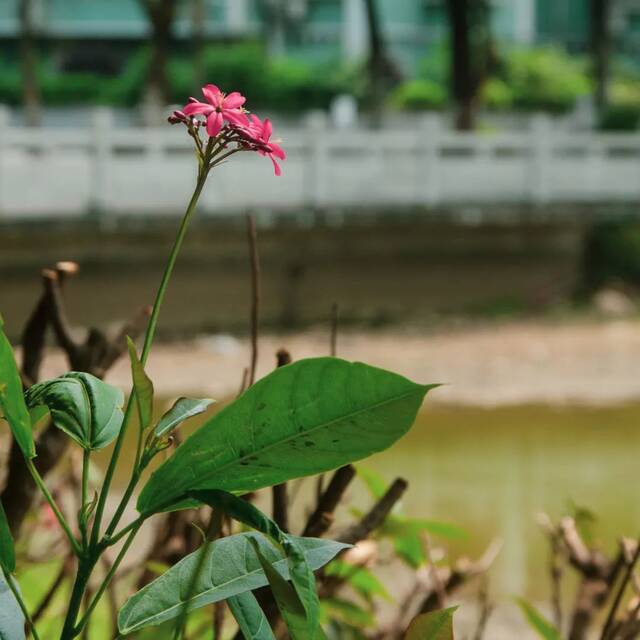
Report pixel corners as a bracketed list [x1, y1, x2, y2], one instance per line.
[406, 606, 457, 640]
[516, 598, 562, 640]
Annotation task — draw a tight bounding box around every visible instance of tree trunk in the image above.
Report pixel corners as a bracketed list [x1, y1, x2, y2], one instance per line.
[19, 0, 41, 127]
[363, 0, 400, 126]
[591, 0, 610, 115]
[142, 0, 177, 116]
[446, 0, 492, 131]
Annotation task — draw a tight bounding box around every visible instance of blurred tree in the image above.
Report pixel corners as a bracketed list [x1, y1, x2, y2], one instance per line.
[590, 0, 611, 114]
[191, 0, 206, 88]
[363, 0, 402, 125]
[445, 0, 494, 130]
[139, 0, 180, 110]
[19, 0, 41, 126]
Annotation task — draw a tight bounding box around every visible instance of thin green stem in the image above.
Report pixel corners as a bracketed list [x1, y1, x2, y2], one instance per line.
[26, 459, 81, 556]
[3, 569, 41, 640]
[79, 449, 90, 547]
[92, 168, 209, 545]
[104, 514, 146, 548]
[60, 556, 96, 640]
[74, 526, 141, 636]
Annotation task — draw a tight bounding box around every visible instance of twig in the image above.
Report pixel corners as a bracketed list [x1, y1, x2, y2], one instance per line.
[100, 556, 119, 636]
[601, 538, 640, 640]
[303, 465, 356, 538]
[272, 349, 292, 532]
[32, 555, 73, 623]
[246, 214, 260, 386]
[423, 533, 447, 609]
[473, 576, 494, 640]
[338, 477, 408, 545]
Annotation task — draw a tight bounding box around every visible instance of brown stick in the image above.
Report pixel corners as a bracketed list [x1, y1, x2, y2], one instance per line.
[246, 214, 260, 387]
[272, 349, 292, 532]
[601, 538, 640, 640]
[302, 465, 356, 538]
[338, 477, 408, 545]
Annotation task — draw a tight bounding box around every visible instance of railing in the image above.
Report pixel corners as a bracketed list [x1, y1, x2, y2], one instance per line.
[0, 108, 639, 220]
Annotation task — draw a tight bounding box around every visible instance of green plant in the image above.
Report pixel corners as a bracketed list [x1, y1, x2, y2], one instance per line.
[0, 87, 436, 640]
[390, 79, 447, 111]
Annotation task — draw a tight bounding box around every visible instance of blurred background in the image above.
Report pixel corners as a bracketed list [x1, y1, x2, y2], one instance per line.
[2, 0, 640, 636]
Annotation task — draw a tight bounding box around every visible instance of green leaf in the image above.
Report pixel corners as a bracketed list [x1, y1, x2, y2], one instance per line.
[516, 598, 561, 640]
[189, 490, 320, 637]
[25, 372, 124, 450]
[118, 533, 347, 634]
[0, 320, 34, 459]
[227, 592, 276, 640]
[138, 357, 434, 514]
[406, 606, 457, 640]
[0, 499, 15, 574]
[324, 561, 391, 603]
[154, 397, 215, 438]
[249, 540, 327, 640]
[0, 573, 25, 640]
[127, 337, 154, 431]
[355, 465, 388, 499]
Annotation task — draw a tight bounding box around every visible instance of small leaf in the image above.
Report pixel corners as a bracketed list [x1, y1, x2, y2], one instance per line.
[0, 320, 34, 459]
[0, 499, 15, 574]
[154, 397, 215, 438]
[406, 606, 457, 640]
[189, 490, 320, 637]
[127, 337, 154, 431]
[227, 592, 276, 640]
[0, 572, 25, 640]
[249, 540, 327, 640]
[118, 533, 347, 634]
[516, 598, 562, 640]
[138, 357, 434, 514]
[324, 561, 391, 603]
[25, 372, 124, 450]
[355, 465, 388, 499]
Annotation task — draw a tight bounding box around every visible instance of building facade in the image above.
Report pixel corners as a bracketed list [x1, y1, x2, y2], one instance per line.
[0, 0, 638, 73]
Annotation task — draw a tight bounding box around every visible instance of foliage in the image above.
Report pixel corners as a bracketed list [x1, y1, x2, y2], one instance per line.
[405, 606, 457, 640]
[484, 47, 591, 113]
[598, 77, 640, 131]
[390, 79, 447, 111]
[118, 533, 347, 633]
[516, 598, 561, 640]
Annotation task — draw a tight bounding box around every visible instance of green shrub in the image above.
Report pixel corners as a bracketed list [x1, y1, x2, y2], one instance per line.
[598, 77, 640, 131]
[481, 77, 514, 111]
[389, 79, 446, 111]
[501, 47, 591, 113]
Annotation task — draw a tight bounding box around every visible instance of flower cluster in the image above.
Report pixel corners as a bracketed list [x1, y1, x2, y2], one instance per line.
[169, 84, 286, 176]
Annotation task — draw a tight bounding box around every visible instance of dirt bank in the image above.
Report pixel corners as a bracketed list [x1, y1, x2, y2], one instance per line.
[31, 316, 640, 406]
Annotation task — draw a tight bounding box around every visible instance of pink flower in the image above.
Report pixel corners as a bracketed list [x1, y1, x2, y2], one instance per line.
[182, 84, 248, 137]
[240, 115, 286, 176]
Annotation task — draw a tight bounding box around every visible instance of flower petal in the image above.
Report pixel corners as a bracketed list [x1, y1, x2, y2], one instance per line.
[269, 154, 282, 176]
[223, 92, 246, 109]
[225, 110, 250, 126]
[206, 111, 224, 137]
[269, 142, 286, 160]
[202, 84, 222, 106]
[183, 102, 213, 116]
[262, 118, 273, 140]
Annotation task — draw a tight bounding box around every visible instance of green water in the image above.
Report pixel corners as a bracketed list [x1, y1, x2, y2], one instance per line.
[369, 403, 640, 599]
[99, 400, 640, 600]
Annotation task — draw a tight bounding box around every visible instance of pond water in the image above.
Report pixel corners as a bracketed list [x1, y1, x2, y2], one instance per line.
[98, 400, 640, 601]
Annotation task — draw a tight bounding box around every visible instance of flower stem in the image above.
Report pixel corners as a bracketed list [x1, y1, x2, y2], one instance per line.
[3, 569, 41, 640]
[26, 459, 81, 556]
[91, 167, 210, 547]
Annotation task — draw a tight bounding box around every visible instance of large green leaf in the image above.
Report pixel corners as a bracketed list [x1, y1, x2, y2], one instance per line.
[0, 319, 34, 459]
[189, 490, 320, 639]
[118, 533, 348, 635]
[127, 338, 154, 431]
[154, 397, 215, 438]
[516, 598, 561, 640]
[406, 606, 457, 640]
[249, 540, 327, 640]
[0, 499, 15, 574]
[138, 357, 434, 514]
[25, 372, 124, 450]
[0, 573, 25, 640]
[227, 592, 276, 640]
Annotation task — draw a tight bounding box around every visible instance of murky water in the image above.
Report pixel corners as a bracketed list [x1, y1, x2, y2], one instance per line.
[95, 400, 640, 601]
